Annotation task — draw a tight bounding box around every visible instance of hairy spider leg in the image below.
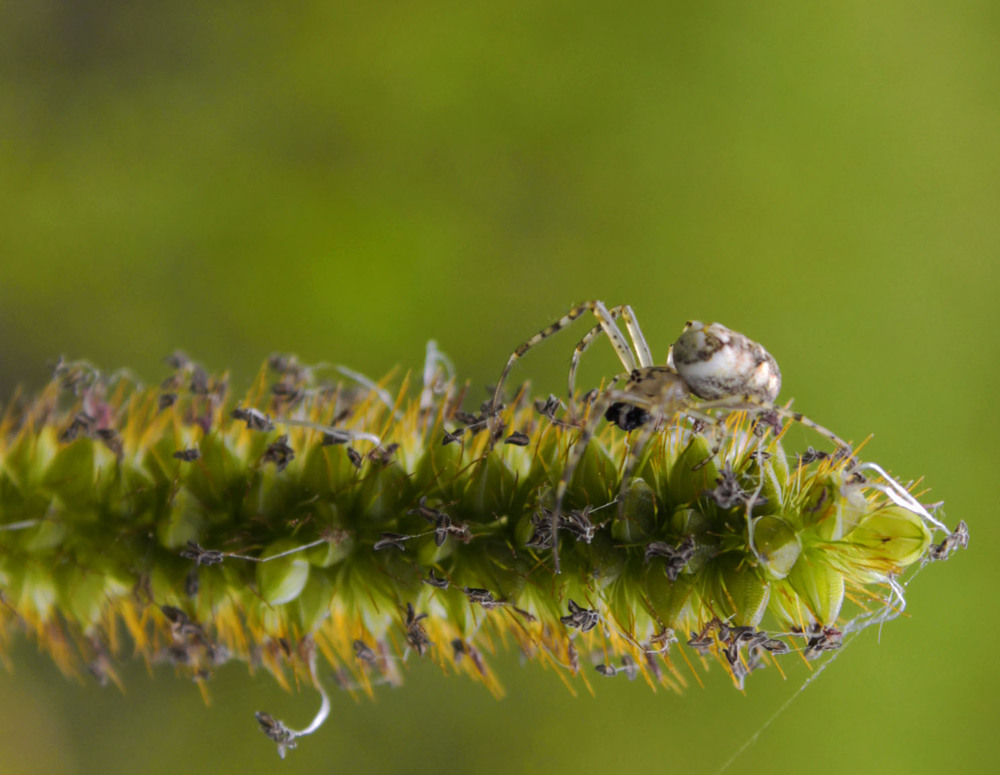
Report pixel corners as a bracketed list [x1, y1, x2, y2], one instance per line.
[490, 301, 638, 430]
[549, 381, 697, 573]
[682, 393, 853, 561]
[692, 395, 852, 454]
[567, 304, 654, 399]
[569, 322, 617, 399]
[600, 371, 706, 522]
[743, 441, 773, 566]
[612, 415, 659, 524]
[549, 380, 840, 573]
[550, 390, 618, 574]
[600, 392, 781, 571]
[607, 404, 764, 527]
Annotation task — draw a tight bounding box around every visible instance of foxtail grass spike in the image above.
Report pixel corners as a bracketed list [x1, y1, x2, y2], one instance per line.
[0, 350, 966, 756]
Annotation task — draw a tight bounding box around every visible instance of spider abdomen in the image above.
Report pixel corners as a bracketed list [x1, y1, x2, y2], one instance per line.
[672, 321, 782, 402]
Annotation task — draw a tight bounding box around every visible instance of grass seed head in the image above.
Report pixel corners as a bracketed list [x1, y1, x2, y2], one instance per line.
[0, 355, 966, 707]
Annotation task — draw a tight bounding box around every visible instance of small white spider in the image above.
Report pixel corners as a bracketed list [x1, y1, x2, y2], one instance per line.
[488, 301, 852, 573]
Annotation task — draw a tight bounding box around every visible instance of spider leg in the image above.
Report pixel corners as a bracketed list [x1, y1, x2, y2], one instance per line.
[613, 415, 659, 523]
[693, 395, 851, 453]
[775, 407, 851, 453]
[618, 305, 653, 368]
[569, 321, 617, 399]
[490, 301, 638, 430]
[567, 305, 653, 398]
[691, 416, 727, 471]
[589, 300, 638, 373]
[599, 375, 694, 521]
[743, 441, 771, 564]
[551, 389, 618, 574]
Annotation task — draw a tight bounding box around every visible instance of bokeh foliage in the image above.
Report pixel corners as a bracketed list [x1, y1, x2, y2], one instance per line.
[1, 2, 996, 773]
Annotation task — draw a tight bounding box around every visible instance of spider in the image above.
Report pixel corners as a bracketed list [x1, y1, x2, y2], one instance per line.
[488, 301, 852, 573]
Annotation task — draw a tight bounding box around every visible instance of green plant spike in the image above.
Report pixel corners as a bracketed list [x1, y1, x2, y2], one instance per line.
[0, 352, 968, 756]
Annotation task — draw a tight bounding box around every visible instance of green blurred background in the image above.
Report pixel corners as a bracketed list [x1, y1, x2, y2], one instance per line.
[1, 2, 997, 773]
